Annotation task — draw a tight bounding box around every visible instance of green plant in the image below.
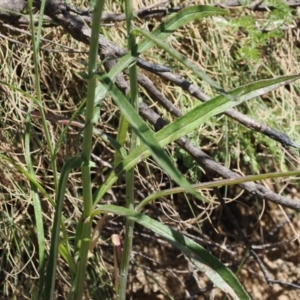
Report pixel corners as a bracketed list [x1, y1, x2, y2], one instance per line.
[229, 0, 294, 61]
[1, 1, 300, 299]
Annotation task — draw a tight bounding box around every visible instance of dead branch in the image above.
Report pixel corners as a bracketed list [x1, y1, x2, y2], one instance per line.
[0, 0, 26, 22]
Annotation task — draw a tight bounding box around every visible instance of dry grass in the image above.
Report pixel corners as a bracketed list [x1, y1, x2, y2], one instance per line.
[0, 0, 300, 299]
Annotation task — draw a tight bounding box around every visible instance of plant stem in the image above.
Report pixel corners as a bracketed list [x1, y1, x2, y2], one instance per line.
[28, 1, 54, 298]
[72, 1, 105, 299]
[28, 0, 58, 191]
[117, 0, 139, 299]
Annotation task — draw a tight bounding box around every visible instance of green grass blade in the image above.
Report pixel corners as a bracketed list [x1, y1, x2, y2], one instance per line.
[93, 74, 300, 206]
[116, 5, 226, 71]
[0, 154, 53, 204]
[72, 1, 105, 299]
[113, 114, 129, 167]
[133, 27, 227, 94]
[58, 242, 76, 275]
[136, 170, 300, 211]
[28, 1, 58, 295]
[24, 110, 46, 297]
[95, 5, 226, 101]
[97, 72, 202, 201]
[44, 156, 83, 300]
[153, 74, 300, 147]
[90, 205, 251, 300]
[117, 0, 139, 298]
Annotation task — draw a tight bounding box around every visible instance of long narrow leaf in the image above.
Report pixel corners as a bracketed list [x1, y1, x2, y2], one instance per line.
[24, 110, 46, 295]
[133, 27, 226, 94]
[44, 156, 83, 299]
[136, 170, 300, 211]
[0, 154, 53, 204]
[95, 6, 226, 101]
[97, 73, 202, 201]
[93, 74, 300, 206]
[90, 205, 251, 300]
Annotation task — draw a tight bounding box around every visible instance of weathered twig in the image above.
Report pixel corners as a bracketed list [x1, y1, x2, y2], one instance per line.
[250, 249, 300, 289]
[0, 0, 26, 22]
[101, 1, 188, 22]
[252, 235, 300, 251]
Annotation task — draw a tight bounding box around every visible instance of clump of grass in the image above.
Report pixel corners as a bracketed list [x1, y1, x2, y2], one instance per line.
[0, 1, 300, 299]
